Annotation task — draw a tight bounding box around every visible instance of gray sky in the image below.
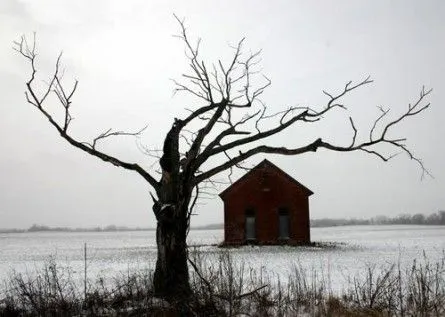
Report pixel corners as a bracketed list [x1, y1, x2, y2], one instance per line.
[1, 0, 444, 229]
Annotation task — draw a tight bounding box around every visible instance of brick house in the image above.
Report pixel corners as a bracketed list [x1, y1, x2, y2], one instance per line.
[219, 159, 313, 245]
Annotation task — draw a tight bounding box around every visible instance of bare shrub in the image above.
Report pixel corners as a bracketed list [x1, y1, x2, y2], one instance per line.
[2, 257, 81, 315]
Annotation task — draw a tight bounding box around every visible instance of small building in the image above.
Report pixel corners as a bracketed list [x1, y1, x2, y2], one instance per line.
[219, 159, 313, 245]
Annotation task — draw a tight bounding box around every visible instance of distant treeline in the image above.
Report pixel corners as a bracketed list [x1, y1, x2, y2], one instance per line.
[0, 223, 224, 234]
[1, 211, 444, 233]
[311, 210, 445, 227]
[0, 224, 154, 234]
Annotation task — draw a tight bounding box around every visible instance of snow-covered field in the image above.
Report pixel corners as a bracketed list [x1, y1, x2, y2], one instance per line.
[1, 225, 444, 292]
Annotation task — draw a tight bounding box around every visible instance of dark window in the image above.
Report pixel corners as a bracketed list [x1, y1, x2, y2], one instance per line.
[245, 208, 256, 241]
[278, 207, 290, 239]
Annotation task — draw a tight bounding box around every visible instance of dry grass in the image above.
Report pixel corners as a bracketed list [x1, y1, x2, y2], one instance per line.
[0, 251, 444, 316]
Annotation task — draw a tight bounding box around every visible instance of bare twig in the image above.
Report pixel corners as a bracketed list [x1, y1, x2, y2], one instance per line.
[13, 35, 160, 192]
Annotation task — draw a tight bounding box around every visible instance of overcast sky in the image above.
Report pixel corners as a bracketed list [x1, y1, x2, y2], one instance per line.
[1, 0, 444, 229]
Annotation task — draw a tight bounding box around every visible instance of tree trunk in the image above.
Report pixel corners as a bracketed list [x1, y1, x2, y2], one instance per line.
[153, 207, 191, 299]
[152, 119, 193, 300]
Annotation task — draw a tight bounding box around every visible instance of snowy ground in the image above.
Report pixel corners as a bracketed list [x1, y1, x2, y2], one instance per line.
[1, 225, 444, 294]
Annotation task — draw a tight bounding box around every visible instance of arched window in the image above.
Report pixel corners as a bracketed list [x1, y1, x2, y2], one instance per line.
[278, 207, 290, 239]
[245, 208, 256, 241]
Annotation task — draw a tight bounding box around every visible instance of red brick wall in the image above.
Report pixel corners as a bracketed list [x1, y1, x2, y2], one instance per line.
[222, 164, 310, 245]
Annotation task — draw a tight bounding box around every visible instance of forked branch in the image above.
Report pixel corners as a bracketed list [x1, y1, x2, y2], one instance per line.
[194, 82, 432, 184]
[13, 35, 160, 192]
[171, 16, 270, 136]
[83, 126, 148, 150]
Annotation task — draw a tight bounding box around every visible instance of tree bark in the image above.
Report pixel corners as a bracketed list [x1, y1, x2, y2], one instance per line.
[153, 208, 191, 299]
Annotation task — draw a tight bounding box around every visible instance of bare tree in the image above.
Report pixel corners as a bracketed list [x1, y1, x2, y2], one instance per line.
[14, 18, 431, 301]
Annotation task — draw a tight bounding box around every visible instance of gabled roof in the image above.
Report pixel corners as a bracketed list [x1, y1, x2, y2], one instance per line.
[219, 159, 314, 199]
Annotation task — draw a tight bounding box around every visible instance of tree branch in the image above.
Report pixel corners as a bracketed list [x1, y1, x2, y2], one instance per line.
[14, 35, 160, 192]
[195, 84, 432, 184]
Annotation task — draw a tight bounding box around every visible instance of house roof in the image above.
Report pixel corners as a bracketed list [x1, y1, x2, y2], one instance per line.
[219, 159, 314, 199]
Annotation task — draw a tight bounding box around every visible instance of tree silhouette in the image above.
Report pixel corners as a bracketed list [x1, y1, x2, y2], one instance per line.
[14, 17, 431, 300]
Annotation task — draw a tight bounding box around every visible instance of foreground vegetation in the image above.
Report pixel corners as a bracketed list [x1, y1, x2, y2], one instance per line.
[1, 251, 444, 316]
